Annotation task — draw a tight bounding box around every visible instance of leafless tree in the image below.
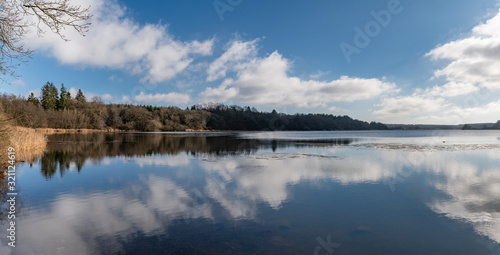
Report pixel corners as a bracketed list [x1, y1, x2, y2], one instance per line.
[0, 0, 91, 82]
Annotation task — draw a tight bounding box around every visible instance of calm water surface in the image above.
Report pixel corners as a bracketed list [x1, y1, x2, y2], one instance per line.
[2, 130, 500, 254]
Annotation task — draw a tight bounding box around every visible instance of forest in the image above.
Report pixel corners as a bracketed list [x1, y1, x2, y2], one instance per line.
[461, 121, 500, 130]
[0, 82, 389, 132]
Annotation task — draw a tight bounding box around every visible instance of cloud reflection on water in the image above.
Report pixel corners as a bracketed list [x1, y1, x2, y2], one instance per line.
[4, 133, 500, 253]
[11, 175, 212, 255]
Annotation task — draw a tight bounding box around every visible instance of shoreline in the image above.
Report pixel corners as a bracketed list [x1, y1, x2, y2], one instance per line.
[34, 128, 219, 134]
[35, 128, 128, 134]
[33, 128, 500, 134]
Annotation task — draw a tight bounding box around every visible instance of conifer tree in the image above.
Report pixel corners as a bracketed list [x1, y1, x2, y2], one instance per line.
[27, 92, 39, 106]
[75, 89, 86, 103]
[58, 84, 69, 109]
[41, 82, 59, 110]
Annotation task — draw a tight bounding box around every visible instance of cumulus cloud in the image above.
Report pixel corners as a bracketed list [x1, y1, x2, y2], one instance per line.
[199, 79, 239, 102]
[26, 0, 213, 84]
[373, 9, 500, 124]
[25, 1, 500, 123]
[206, 39, 259, 82]
[133, 92, 191, 105]
[444, 99, 500, 123]
[201, 48, 397, 107]
[373, 95, 447, 121]
[426, 9, 500, 93]
[68, 87, 79, 97]
[372, 91, 500, 124]
[422, 82, 479, 98]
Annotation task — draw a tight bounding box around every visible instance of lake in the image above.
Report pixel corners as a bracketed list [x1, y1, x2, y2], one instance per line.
[2, 130, 500, 254]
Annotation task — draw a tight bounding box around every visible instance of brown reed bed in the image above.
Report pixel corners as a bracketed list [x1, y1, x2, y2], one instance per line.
[0, 119, 47, 170]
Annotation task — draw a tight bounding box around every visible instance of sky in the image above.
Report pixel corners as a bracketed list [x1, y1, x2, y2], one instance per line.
[2, 0, 500, 124]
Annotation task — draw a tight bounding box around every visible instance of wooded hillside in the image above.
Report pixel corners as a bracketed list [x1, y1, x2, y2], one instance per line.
[0, 82, 389, 132]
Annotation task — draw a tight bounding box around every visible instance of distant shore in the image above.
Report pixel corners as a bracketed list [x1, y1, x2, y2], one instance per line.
[34, 128, 217, 134]
[35, 128, 127, 134]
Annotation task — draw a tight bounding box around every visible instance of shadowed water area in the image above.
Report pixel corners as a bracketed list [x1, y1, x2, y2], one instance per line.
[1, 130, 500, 254]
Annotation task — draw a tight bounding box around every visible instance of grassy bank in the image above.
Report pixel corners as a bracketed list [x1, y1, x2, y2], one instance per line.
[0, 109, 47, 170]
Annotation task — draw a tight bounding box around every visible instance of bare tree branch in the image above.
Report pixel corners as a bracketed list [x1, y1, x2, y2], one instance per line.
[0, 0, 91, 83]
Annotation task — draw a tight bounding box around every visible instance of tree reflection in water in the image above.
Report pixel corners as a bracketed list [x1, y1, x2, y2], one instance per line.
[4, 132, 500, 254]
[39, 133, 353, 179]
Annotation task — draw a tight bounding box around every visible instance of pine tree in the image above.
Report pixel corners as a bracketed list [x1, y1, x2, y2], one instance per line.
[41, 82, 59, 110]
[27, 92, 39, 105]
[58, 84, 69, 110]
[75, 89, 86, 103]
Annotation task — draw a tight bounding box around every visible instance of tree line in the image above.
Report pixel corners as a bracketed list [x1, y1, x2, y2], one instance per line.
[38, 133, 353, 179]
[0, 82, 389, 132]
[462, 121, 500, 130]
[193, 104, 389, 131]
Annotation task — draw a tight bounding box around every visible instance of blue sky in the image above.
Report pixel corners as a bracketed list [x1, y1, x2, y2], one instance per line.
[3, 0, 500, 124]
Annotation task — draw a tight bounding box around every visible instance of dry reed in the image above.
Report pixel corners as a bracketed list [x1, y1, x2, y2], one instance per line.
[8, 126, 47, 162]
[0, 114, 47, 169]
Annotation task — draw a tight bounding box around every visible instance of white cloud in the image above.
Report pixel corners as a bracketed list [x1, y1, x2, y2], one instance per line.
[134, 91, 191, 105]
[26, 0, 213, 84]
[373, 9, 500, 124]
[373, 95, 447, 123]
[199, 79, 239, 102]
[68, 87, 79, 97]
[426, 9, 500, 92]
[309, 70, 331, 79]
[372, 90, 500, 124]
[12, 79, 26, 87]
[101, 94, 113, 101]
[444, 99, 500, 123]
[201, 49, 397, 107]
[206, 39, 259, 82]
[423, 82, 479, 97]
